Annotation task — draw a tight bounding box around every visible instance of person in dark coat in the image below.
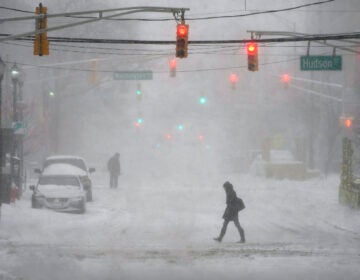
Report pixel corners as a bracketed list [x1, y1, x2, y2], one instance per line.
[107, 153, 121, 188]
[214, 181, 245, 243]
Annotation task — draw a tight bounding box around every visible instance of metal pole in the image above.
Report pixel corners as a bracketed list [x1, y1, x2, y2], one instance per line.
[12, 79, 17, 123]
[0, 58, 3, 215]
[18, 80, 24, 195]
[11, 78, 17, 190]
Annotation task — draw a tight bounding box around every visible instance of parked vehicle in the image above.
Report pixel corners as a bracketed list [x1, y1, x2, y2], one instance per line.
[35, 155, 95, 201]
[30, 174, 86, 214]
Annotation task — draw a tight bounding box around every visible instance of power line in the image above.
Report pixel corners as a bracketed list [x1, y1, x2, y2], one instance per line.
[0, 0, 335, 22]
[1, 32, 359, 46]
[181, 0, 336, 21]
[5, 39, 356, 51]
[1, 38, 358, 57]
[0, 6, 34, 14]
[4, 55, 302, 75]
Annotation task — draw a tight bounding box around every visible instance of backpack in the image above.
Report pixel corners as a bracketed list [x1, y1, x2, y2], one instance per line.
[235, 197, 245, 212]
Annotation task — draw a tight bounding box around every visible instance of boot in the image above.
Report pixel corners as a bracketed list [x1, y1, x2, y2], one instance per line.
[237, 225, 245, 243]
[213, 237, 222, 242]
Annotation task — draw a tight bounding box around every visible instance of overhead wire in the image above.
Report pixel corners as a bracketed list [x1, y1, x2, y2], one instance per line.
[0, 0, 336, 22]
[0, 6, 34, 14]
[2, 39, 356, 58]
[3, 53, 304, 75]
[0, 38, 357, 58]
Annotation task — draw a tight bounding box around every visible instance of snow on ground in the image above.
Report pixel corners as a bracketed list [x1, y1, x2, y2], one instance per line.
[1, 171, 360, 280]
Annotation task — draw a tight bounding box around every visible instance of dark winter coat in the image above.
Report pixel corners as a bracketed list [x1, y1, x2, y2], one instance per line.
[222, 185, 239, 221]
[107, 154, 120, 175]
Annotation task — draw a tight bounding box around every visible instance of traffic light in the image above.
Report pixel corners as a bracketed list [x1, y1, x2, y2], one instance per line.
[340, 116, 353, 128]
[176, 23, 189, 58]
[229, 73, 239, 89]
[34, 3, 49, 56]
[344, 118, 353, 128]
[246, 42, 258, 71]
[90, 60, 99, 84]
[198, 96, 207, 105]
[169, 58, 177, 77]
[281, 74, 291, 88]
[135, 118, 143, 127]
[281, 74, 291, 83]
[136, 83, 142, 100]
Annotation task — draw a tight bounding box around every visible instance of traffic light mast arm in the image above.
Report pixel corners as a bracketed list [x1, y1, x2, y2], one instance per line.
[1, 6, 190, 22]
[247, 30, 360, 55]
[0, 6, 190, 42]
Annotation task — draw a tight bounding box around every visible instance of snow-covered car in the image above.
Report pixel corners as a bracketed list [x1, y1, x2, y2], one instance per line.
[30, 174, 86, 214]
[35, 155, 95, 202]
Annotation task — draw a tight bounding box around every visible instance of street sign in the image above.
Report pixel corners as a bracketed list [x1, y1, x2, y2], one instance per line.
[113, 71, 153, 80]
[12, 122, 25, 135]
[300, 55, 342, 71]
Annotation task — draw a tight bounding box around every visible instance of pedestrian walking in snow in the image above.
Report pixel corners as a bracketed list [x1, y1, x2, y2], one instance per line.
[214, 181, 245, 243]
[107, 153, 121, 188]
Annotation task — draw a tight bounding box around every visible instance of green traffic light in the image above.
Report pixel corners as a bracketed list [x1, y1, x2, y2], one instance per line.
[137, 118, 143, 124]
[177, 124, 184, 131]
[136, 90, 141, 96]
[199, 97, 207, 105]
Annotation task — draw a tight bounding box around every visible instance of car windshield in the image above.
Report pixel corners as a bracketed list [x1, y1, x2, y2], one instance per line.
[38, 176, 80, 187]
[44, 158, 87, 171]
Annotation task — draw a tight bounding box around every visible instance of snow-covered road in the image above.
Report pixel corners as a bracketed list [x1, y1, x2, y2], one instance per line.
[1, 172, 360, 280]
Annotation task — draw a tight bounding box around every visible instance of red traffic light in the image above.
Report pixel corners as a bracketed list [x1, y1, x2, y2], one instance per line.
[169, 58, 177, 77]
[345, 118, 352, 128]
[246, 42, 258, 55]
[176, 23, 189, 58]
[246, 42, 259, 71]
[281, 74, 291, 83]
[229, 73, 239, 84]
[177, 24, 188, 37]
[340, 116, 354, 128]
[169, 58, 177, 69]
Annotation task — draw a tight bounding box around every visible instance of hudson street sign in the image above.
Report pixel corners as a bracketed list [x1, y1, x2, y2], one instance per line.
[300, 55, 342, 71]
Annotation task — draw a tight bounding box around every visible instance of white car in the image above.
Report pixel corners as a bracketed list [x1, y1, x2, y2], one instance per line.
[30, 174, 86, 214]
[35, 155, 95, 202]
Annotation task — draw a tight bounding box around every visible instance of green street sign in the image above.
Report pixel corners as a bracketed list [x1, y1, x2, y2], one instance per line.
[12, 121, 25, 134]
[113, 71, 153, 80]
[300, 55, 342, 71]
